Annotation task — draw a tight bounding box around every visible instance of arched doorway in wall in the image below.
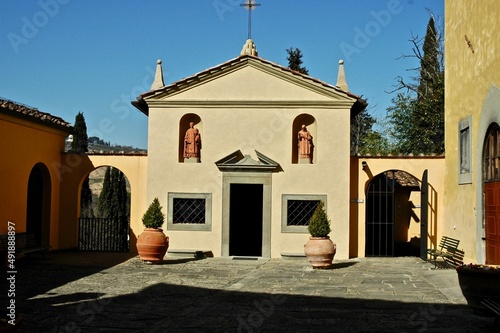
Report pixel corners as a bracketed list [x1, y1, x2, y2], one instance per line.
[26, 163, 51, 247]
[483, 123, 500, 264]
[365, 170, 421, 257]
[78, 166, 131, 252]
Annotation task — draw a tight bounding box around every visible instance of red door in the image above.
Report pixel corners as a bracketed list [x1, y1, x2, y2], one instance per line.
[485, 181, 500, 264]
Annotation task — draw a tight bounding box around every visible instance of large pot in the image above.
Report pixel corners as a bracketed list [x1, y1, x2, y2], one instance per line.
[136, 228, 169, 263]
[456, 265, 500, 315]
[304, 236, 336, 269]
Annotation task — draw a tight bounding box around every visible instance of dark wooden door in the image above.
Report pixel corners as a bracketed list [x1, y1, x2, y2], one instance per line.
[485, 181, 500, 264]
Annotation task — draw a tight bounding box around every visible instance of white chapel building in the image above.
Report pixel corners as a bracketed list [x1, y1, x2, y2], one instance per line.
[132, 39, 367, 259]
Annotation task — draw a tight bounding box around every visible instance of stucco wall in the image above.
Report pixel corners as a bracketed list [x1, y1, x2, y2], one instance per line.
[444, 0, 500, 263]
[0, 114, 67, 245]
[147, 105, 352, 258]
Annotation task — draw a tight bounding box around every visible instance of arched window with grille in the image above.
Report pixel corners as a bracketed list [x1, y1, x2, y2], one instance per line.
[483, 123, 500, 181]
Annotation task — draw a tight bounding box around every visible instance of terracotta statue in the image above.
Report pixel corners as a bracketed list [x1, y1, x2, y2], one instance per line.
[298, 124, 313, 159]
[184, 122, 201, 159]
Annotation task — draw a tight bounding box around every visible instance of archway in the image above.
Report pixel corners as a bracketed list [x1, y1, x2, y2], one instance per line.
[78, 166, 131, 252]
[26, 163, 51, 247]
[365, 170, 421, 257]
[483, 123, 500, 264]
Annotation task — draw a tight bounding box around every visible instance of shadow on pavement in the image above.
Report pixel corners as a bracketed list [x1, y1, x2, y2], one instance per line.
[11, 253, 495, 332]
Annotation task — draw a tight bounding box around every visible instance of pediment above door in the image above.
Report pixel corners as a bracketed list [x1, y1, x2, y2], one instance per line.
[215, 150, 281, 173]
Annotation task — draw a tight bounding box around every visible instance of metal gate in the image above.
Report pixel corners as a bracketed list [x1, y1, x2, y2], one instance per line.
[365, 171, 395, 256]
[78, 217, 130, 252]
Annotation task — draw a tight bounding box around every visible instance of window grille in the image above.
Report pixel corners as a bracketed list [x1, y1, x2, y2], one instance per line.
[173, 198, 205, 224]
[287, 200, 319, 226]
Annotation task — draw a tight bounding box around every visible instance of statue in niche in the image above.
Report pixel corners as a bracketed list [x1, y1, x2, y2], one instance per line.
[184, 122, 201, 160]
[298, 124, 313, 161]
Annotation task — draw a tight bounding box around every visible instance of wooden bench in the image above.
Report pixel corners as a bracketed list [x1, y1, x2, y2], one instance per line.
[443, 247, 464, 267]
[0, 233, 50, 258]
[426, 236, 460, 268]
[481, 298, 500, 328]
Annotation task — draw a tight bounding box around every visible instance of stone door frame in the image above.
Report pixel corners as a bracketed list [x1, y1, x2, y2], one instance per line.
[221, 172, 272, 258]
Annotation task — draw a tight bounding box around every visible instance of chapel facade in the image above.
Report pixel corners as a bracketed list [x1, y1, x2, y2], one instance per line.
[132, 39, 367, 259]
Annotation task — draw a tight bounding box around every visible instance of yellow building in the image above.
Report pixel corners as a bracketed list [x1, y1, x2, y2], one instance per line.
[0, 98, 72, 248]
[444, 0, 500, 264]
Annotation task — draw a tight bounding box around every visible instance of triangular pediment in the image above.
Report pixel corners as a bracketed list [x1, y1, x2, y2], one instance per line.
[141, 55, 359, 106]
[215, 150, 281, 172]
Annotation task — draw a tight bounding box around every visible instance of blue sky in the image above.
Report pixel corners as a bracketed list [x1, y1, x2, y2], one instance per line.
[0, 0, 444, 149]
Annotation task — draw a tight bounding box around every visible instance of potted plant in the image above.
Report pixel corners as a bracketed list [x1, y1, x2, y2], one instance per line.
[456, 263, 500, 314]
[136, 197, 169, 263]
[304, 201, 336, 268]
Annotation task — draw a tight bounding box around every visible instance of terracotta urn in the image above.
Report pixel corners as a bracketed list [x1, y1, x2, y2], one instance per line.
[456, 264, 500, 315]
[136, 228, 169, 263]
[304, 236, 336, 269]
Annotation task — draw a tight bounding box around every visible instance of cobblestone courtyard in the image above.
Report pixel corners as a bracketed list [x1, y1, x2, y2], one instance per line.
[10, 253, 495, 332]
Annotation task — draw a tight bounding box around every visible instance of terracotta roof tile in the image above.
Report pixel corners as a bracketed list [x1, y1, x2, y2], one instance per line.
[386, 170, 420, 188]
[0, 98, 72, 132]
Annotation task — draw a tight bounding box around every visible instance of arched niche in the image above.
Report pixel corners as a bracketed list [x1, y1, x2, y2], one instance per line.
[178, 114, 203, 163]
[292, 114, 316, 164]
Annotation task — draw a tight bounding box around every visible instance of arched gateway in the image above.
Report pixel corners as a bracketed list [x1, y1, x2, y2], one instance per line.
[365, 170, 421, 257]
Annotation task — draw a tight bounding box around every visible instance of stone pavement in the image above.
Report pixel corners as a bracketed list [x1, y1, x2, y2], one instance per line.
[10, 252, 496, 332]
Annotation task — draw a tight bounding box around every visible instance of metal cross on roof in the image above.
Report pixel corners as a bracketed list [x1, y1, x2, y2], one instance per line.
[240, 0, 261, 40]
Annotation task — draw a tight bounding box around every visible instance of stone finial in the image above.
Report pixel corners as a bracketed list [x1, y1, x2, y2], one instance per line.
[151, 59, 165, 90]
[336, 59, 349, 92]
[240, 38, 258, 56]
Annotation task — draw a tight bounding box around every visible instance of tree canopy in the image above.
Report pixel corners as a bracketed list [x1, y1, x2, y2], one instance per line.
[286, 47, 309, 75]
[350, 15, 444, 156]
[386, 15, 444, 155]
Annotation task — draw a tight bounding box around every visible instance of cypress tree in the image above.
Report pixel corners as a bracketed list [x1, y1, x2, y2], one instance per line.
[98, 167, 112, 218]
[417, 17, 440, 99]
[98, 167, 129, 220]
[72, 112, 93, 217]
[117, 170, 129, 218]
[72, 112, 88, 153]
[413, 16, 444, 154]
[110, 167, 120, 220]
